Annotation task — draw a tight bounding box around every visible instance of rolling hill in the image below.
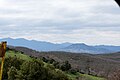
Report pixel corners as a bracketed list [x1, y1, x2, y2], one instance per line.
[7, 46, 120, 78]
[4, 47, 106, 80]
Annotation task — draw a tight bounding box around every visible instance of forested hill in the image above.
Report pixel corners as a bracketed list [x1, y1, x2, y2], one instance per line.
[2, 47, 107, 80]
[7, 46, 120, 79]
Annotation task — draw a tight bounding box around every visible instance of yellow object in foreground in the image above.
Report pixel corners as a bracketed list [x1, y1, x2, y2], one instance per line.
[0, 42, 7, 80]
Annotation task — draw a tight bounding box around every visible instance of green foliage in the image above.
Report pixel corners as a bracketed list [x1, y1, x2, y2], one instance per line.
[79, 73, 106, 80]
[61, 61, 71, 71]
[69, 69, 78, 75]
[42, 57, 60, 69]
[53, 70, 70, 80]
[5, 50, 31, 61]
[8, 66, 17, 80]
[16, 60, 47, 80]
[2, 50, 70, 80]
[16, 60, 70, 80]
[45, 64, 55, 70]
[3, 56, 23, 79]
[67, 72, 106, 80]
[2, 49, 106, 80]
[53, 61, 60, 69]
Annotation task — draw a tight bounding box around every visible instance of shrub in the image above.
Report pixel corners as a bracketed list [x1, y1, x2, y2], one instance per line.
[61, 61, 71, 71]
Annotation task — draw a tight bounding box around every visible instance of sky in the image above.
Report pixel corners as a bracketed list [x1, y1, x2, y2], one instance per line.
[0, 0, 120, 45]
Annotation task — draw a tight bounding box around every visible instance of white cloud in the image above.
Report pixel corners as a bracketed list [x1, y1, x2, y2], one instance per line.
[0, 0, 120, 45]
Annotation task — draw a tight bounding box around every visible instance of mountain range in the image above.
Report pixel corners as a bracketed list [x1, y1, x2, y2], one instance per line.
[0, 38, 120, 54]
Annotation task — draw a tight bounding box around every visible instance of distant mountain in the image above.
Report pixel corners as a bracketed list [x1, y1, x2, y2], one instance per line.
[61, 43, 111, 54]
[0, 38, 120, 54]
[95, 45, 120, 52]
[0, 38, 71, 51]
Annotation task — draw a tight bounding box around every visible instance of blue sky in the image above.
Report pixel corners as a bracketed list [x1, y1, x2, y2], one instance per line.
[0, 0, 120, 45]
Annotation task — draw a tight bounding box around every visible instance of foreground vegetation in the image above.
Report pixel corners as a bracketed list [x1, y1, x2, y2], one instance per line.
[0, 49, 107, 80]
[67, 72, 105, 80]
[3, 50, 70, 80]
[10, 46, 120, 78]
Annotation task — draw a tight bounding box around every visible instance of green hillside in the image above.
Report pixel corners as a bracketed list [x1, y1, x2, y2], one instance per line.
[1, 49, 106, 80]
[67, 72, 105, 80]
[5, 50, 31, 61]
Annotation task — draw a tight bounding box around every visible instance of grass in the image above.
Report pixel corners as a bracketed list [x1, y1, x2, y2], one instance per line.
[66, 72, 106, 80]
[80, 74, 106, 80]
[5, 50, 32, 61]
[66, 72, 80, 80]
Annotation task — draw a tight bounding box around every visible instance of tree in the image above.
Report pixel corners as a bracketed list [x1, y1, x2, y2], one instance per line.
[16, 59, 70, 80]
[53, 61, 60, 69]
[3, 56, 23, 79]
[61, 61, 71, 71]
[16, 59, 46, 80]
[8, 66, 17, 80]
[42, 57, 48, 63]
[69, 68, 77, 74]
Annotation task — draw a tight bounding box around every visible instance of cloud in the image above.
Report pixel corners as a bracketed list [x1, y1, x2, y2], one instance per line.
[0, 0, 120, 45]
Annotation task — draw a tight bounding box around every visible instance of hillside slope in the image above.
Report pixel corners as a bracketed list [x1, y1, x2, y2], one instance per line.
[4, 48, 106, 80]
[95, 52, 120, 61]
[8, 46, 120, 78]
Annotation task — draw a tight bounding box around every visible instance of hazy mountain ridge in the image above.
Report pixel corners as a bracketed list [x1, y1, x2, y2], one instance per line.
[0, 38, 71, 51]
[0, 38, 120, 54]
[95, 45, 120, 52]
[61, 43, 111, 54]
